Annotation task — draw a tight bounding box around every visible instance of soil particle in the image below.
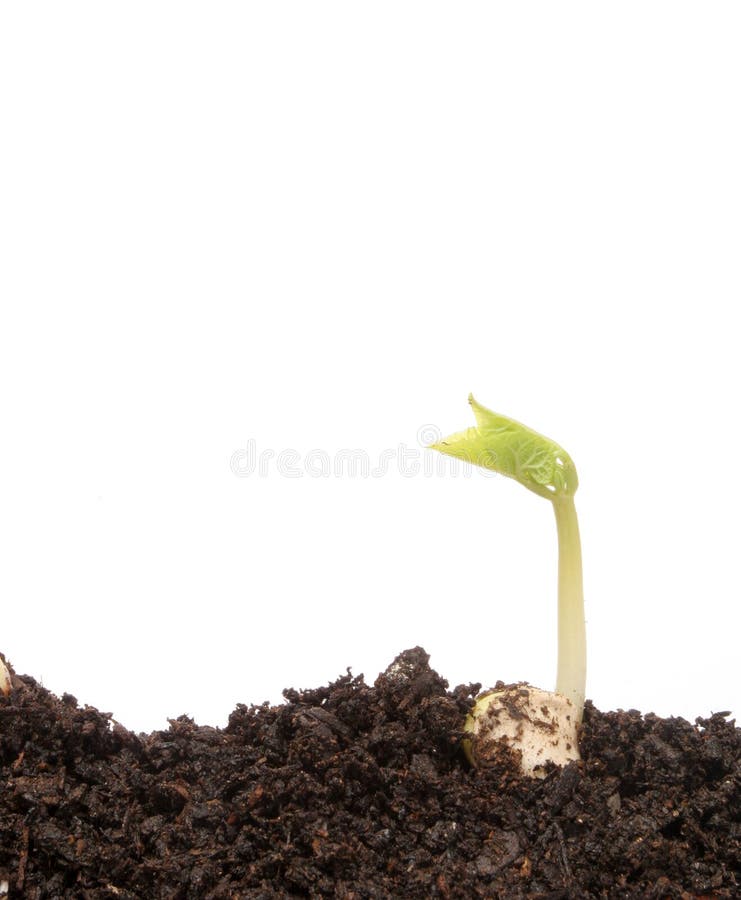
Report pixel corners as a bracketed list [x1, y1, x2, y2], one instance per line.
[0, 647, 738, 898]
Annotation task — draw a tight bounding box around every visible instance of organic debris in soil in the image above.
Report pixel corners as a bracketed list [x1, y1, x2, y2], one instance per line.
[0, 648, 738, 898]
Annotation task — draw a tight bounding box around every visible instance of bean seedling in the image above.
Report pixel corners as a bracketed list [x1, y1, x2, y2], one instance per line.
[431, 395, 585, 774]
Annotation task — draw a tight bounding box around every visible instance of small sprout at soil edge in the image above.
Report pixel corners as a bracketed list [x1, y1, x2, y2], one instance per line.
[0, 656, 11, 696]
[431, 395, 586, 776]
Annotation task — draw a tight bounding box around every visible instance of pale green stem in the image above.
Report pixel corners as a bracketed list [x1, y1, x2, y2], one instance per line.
[552, 496, 586, 720]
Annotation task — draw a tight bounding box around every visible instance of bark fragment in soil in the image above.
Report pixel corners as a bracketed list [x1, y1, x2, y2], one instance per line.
[0, 647, 738, 898]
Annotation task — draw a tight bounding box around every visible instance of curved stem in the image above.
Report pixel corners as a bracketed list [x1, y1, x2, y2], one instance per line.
[552, 496, 586, 720]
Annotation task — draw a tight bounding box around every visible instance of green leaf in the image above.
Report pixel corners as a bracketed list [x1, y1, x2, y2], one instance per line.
[430, 395, 578, 499]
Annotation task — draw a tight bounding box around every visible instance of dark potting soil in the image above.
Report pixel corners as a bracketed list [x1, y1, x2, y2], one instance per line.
[0, 649, 738, 899]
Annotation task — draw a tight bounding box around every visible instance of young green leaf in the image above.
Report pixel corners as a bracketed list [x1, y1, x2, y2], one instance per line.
[430, 394, 578, 499]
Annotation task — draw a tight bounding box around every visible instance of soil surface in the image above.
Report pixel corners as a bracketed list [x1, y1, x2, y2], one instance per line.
[0, 648, 738, 898]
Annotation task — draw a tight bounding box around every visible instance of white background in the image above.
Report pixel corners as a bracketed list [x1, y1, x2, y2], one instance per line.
[1, 4, 739, 734]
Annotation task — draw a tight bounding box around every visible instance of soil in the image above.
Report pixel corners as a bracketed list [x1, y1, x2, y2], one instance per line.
[0, 648, 738, 899]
